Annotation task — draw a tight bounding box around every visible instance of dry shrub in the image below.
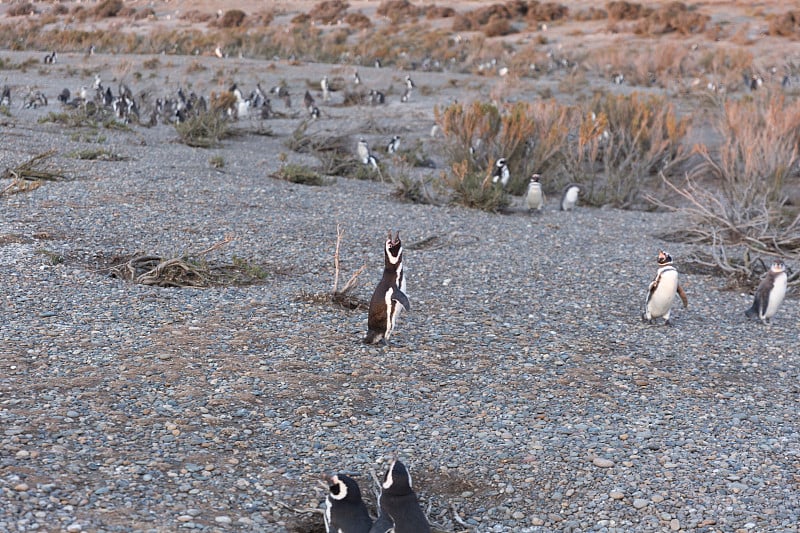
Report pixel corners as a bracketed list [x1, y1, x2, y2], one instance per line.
[252, 10, 275, 26]
[574, 7, 608, 21]
[181, 10, 214, 23]
[376, 0, 423, 23]
[134, 8, 155, 20]
[767, 11, 800, 38]
[344, 12, 372, 29]
[444, 160, 510, 212]
[425, 5, 456, 19]
[175, 110, 231, 148]
[564, 92, 690, 207]
[606, 1, 649, 21]
[651, 95, 800, 281]
[214, 9, 247, 28]
[118, 6, 137, 18]
[7, 3, 36, 17]
[633, 2, 709, 35]
[291, 13, 311, 24]
[484, 16, 515, 37]
[309, 0, 350, 24]
[51, 4, 68, 16]
[527, 2, 569, 22]
[92, 0, 123, 19]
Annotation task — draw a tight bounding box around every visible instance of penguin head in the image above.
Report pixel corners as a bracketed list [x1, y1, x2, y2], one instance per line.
[770, 260, 786, 274]
[326, 474, 363, 503]
[385, 230, 403, 265]
[496, 158, 507, 169]
[657, 250, 673, 266]
[530, 173, 541, 183]
[381, 459, 413, 495]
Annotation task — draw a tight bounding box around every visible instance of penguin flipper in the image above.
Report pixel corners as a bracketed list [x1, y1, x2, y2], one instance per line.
[676, 285, 688, 308]
[392, 288, 411, 311]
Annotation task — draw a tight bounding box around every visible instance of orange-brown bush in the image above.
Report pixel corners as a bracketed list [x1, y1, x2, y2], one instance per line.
[92, 0, 123, 19]
[574, 7, 608, 21]
[213, 9, 247, 28]
[527, 2, 569, 23]
[8, 3, 36, 17]
[376, 0, 422, 23]
[252, 10, 275, 27]
[344, 12, 372, 29]
[483, 16, 515, 37]
[425, 5, 456, 19]
[653, 95, 800, 279]
[767, 11, 800, 38]
[606, 1, 649, 21]
[181, 10, 214, 23]
[133, 8, 155, 21]
[633, 2, 709, 35]
[309, 0, 350, 24]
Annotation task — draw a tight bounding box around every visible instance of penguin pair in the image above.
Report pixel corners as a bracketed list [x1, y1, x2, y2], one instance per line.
[643, 250, 688, 325]
[365, 230, 410, 345]
[324, 460, 429, 533]
[357, 138, 379, 169]
[745, 260, 787, 324]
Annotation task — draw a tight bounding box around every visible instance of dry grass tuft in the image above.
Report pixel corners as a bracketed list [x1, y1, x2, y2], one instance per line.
[175, 111, 231, 148]
[377, 0, 423, 23]
[767, 11, 800, 38]
[444, 160, 509, 212]
[270, 164, 330, 186]
[606, 1, 650, 21]
[7, 3, 36, 17]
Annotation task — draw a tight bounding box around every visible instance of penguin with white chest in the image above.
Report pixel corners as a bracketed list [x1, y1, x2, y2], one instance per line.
[643, 250, 688, 325]
[745, 260, 787, 324]
[560, 183, 581, 211]
[526, 173, 545, 212]
[371, 459, 430, 533]
[491, 158, 510, 189]
[324, 474, 373, 533]
[365, 231, 410, 345]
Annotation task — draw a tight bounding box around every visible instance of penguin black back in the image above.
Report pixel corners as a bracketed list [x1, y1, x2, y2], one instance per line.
[376, 459, 430, 533]
[365, 231, 410, 344]
[325, 474, 373, 533]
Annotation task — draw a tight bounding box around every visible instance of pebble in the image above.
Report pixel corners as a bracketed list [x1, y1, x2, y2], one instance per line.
[592, 457, 615, 468]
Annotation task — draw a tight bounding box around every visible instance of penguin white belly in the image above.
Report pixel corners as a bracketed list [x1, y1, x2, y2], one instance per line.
[562, 187, 579, 210]
[763, 273, 787, 319]
[647, 269, 678, 318]
[526, 185, 544, 210]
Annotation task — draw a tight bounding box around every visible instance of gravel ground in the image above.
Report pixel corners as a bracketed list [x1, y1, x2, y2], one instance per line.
[1, 50, 799, 533]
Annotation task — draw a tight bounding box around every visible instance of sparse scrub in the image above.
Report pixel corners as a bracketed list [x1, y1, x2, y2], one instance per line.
[606, 1, 649, 21]
[309, 0, 350, 25]
[2, 150, 66, 196]
[767, 10, 800, 38]
[175, 111, 231, 148]
[633, 2, 710, 35]
[444, 160, 509, 212]
[7, 3, 36, 17]
[650, 94, 800, 283]
[270, 163, 329, 186]
[377, 0, 423, 24]
[92, 0, 123, 19]
[68, 148, 126, 161]
[392, 173, 438, 205]
[214, 9, 247, 28]
[526, 2, 569, 23]
[209, 155, 225, 169]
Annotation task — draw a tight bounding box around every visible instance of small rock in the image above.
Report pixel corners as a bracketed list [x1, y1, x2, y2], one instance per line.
[609, 490, 624, 500]
[215, 515, 232, 524]
[670, 518, 681, 531]
[633, 498, 649, 509]
[592, 457, 614, 468]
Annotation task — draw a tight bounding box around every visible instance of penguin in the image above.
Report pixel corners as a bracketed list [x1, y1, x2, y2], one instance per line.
[357, 138, 371, 165]
[321, 75, 330, 102]
[372, 460, 430, 533]
[365, 231, 410, 345]
[526, 174, 545, 212]
[491, 158, 510, 188]
[643, 250, 688, 325]
[400, 87, 412, 103]
[387, 135, 400, 154]
[745, 260, 787, 324]
[353, 69, 361, 85]
[304, 90, 316, 111]
[560, 183, 581, 211]
[324, 474, 373, 533]
[404, 75, 415, 91]
[0, 85, 10, 107]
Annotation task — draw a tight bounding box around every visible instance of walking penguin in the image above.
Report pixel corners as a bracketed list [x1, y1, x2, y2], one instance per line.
[643, 250, 688, 325]
[560, 183, 581, 211]
[526, 173, 545, 212]
[371, 459, 430, 533]
[745, 260, 787, 324]
[324, 474, 373, 533]
[364, 231, 410, 345]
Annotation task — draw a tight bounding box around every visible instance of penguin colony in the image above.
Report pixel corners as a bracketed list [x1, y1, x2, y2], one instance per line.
[324, 460, 430, 533]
